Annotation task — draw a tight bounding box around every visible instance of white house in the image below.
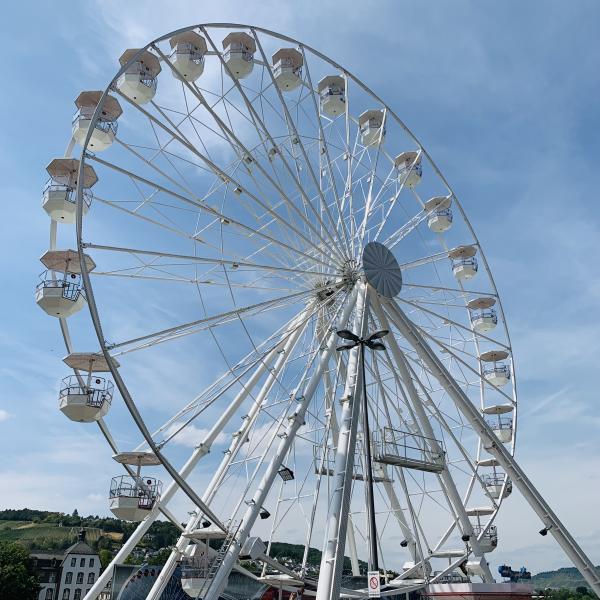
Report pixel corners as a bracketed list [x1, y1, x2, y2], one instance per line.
[33, 530, 101, 600]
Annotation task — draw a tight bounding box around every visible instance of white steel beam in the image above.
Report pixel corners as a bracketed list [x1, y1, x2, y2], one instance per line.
[384, 298, 600, 596]
[316, 282, 370, 600]
[325, 352, 362, 577]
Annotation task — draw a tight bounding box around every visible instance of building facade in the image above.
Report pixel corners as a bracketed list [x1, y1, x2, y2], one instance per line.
[31, 553, 62, 600]
[32, 530, 101, 600]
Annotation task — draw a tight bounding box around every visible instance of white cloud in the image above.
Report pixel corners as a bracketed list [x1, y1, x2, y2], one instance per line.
[164, 422, 228, 448]
[0, 409, 13, 422]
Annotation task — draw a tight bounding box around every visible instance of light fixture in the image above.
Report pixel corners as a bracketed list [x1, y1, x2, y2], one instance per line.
[336, 329, 360, 342]
[461, 534, 470, 542]
[366, 340, 386, 351]
[400, 540, 408, 548]
[278, 466, 295, 481]
[336, 342, 358, 352]
[259, 508, 271, 520]
[539, 527, 548, 536]
[201, 520, 211, 528]
[367, 330, 389, 341]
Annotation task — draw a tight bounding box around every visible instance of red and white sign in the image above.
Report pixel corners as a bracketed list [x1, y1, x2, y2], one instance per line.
[368, 571, 381, 598]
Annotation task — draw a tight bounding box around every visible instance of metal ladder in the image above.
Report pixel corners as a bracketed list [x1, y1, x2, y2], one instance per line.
[198, 522, 240, 598]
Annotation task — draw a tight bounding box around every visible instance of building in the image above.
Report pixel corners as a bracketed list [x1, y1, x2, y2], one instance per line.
[32, 530, 101, 600]
[31, 553, 62, 600]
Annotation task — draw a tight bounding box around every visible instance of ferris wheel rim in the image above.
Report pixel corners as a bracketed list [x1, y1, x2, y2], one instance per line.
[41, 21, 520, 597]
[79, 18, 515, 521]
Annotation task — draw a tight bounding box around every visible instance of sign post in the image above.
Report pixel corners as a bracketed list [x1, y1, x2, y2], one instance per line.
[368, 571, 381, 598]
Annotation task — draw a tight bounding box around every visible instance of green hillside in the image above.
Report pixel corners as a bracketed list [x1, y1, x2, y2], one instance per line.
[0, 508, 177, 558]
[532, 566, 600, 591]
[1, 507, 597, 590]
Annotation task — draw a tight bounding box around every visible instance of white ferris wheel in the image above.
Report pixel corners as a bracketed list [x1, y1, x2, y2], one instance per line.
[37, 23, 600, 600]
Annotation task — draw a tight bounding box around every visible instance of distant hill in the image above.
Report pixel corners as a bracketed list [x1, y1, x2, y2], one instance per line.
[0, 508, 367, 572]
[268, 541, 367, 571]
[531, 566, 600, 591]
[1, 508, 596, 587]
[0, 508, 178, 556]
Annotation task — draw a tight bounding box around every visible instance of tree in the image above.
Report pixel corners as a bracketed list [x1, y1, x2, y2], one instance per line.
[99, 549, 113, 570]
[0, 541, 40, 600]
[72, 509, 79, 517]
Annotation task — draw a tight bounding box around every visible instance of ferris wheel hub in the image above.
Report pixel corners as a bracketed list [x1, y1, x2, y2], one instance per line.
[362, 241, 402, 298]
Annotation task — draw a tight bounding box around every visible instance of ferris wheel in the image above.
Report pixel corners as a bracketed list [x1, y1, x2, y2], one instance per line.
[38, 23, 600, 600]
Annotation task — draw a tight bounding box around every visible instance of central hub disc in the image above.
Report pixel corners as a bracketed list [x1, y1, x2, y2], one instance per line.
[362, 241, 402, 298]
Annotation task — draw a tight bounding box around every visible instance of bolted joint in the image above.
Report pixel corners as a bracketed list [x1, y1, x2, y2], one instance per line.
[194, 442, 210, 454]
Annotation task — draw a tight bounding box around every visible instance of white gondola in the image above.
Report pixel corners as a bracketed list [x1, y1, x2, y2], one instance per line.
[480, 350, 511, 388]
[59, 352, 118, 422]
[467, 297, 498, 333]
[180, 547, 211, 598]
[465, 507, 496, 565]
[482, 400, 513, 443]
[425, 195, 453, 233]
[116, 49, 161, 105]
[448, 245, 478, 281]
[487, 416, 513, 443]
[272, 48, 303, 91]
[318, 75, 345, 117]
[36, 250, 95, 318]
[359, 109, 385, 146]
[59, 375, 112, 423]
[394, 151, 422, 188]
[109, 452, 162, 522]
[482, 473, 512, 500]
[222, 32, 255, 79]
[473, 524, 498, 553]
[43, 159, 97, 223]
[72, 91, 122, 151]
[168, 31, 207, 82]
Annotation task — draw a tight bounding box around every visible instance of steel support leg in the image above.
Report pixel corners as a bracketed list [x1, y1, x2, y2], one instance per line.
[372, 295, 494, 582]
[316, 282, 370, 600]
[384, 298, 600, 595]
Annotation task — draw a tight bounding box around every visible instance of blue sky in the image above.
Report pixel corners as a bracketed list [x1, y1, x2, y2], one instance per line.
[1, 0, 600, 575]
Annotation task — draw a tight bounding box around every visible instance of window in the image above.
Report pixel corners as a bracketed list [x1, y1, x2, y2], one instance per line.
[80, 558, 85, 567]
[49, 573, 56, 582]
[89, 558, 94, 568]
[65, 572, 73, 584]
[70, 558, 76, 567]
[62, 590, 70, 600]
[45, 590, 53, 600]
[87, 572, 95, 584]
[76, 572, 84, 585]
[74, 590, 81, 600]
